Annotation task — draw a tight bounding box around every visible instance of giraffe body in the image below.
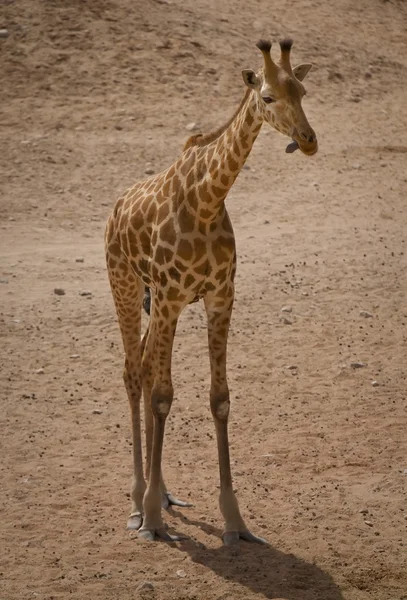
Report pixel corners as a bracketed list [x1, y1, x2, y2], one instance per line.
[105, 39, 318, 543]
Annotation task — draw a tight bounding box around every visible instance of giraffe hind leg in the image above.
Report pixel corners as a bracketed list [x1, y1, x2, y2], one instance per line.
[105, 245, 146, 529]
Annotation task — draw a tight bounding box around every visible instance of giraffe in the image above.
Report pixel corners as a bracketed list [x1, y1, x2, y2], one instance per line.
[105, 39, 318, 544]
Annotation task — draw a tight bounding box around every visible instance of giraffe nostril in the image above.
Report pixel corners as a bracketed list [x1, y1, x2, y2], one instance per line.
[300, 132, 316, 143]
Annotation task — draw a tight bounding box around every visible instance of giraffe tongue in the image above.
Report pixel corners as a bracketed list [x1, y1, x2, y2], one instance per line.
[285, 140, 299, 154]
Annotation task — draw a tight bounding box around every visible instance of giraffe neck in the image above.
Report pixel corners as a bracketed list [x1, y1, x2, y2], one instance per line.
[195, 90, 263, 219]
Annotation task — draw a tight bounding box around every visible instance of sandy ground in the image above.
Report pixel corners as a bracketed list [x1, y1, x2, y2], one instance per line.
[1, 1, 406, 599]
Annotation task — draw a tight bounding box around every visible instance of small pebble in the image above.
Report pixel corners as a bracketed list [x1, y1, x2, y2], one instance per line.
[327, 70, 344, 81]
[371, 380, 379, 387]
[364, 520, 373, 527]
[281, 305, 292, 313]
[79, 291, 92, 296]
[69, 354, 80, 359]
[359, 509, 369, 515]
[35, 368, 44, 375]
[360, 310, 373, 318]
[282, 317, 292, 325]
[92, 409, 103, 415]
[0, 29, 9, 38]
[54, 288, 66, 295]
[185, 122, 198, 132]
[136, 580, 155, 595]
[75, 257, 84, 263]
[350, 361, 366, 369]
[144, 167, 155, 175]
[176, 569, 186, 578]
[287, 365, 298, 370]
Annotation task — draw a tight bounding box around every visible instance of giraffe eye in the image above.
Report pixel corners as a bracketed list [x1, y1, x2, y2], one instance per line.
[263, 96, 275, 104]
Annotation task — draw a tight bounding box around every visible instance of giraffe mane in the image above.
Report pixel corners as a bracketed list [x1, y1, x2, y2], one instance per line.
[183, 88, 251, 150]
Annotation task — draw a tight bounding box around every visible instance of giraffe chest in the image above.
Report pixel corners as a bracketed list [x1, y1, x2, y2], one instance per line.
[118, 192, 236, 299]
[149, 229, 236, 298]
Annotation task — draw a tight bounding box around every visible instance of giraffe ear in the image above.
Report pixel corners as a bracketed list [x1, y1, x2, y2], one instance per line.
[242, 69, 260, 90]
[292, 63, 312, 81]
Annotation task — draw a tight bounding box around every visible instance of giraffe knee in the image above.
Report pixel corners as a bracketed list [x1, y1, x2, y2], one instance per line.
[151, 388, 173, 419]
[123, 363, 141, 393]
[210, 392, 230, 421]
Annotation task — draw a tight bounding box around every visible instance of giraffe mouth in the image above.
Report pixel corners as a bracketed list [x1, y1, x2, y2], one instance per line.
[286, 140, 299, 153]
[286, 139, 318, 156]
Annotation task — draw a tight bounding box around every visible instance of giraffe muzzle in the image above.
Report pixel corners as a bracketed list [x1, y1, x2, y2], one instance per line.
[285, 137, 318, 156]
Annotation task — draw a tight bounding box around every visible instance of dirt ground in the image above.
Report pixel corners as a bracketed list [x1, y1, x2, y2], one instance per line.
[1, 1, 406, 599]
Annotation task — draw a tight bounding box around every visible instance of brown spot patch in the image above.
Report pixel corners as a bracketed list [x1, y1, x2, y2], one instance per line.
[151, 264, 159, 281]
[212, 237, 234, 265]
[184, 273, 195, 289]
[215, 267, 228, 282]
[233, 140, 241, 158]
[108, 242, 122, 257]
[179, 205, 195, 233]
[139, 258, 149, 274]
[167, 287, 186, 302]
[228, 156, 238, 172]
[186, 189, 198, 211]
[162, 179, 171, 197]
[204, 282, 216, 292]
[200, 208, 214, 221]
[139, 231, 151, 253]
[220, 173, 229, 187]
[177, 239, 193, 261]
[241, 134, 249, 149]
[160, 218, 177, 246]
[198, 180, 209, 203]
[165, 166, 176, 180]
[186, 169, 195, 189]
[158, 202, 170, 222]
[212, 185, 226, 199]
[168, 267, 181, 284]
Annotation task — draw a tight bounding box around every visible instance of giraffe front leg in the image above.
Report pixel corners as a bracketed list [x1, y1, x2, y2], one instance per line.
[139, 310, 188, 542]
[205, 292, 268, 546]
[142, 316, 192, 515]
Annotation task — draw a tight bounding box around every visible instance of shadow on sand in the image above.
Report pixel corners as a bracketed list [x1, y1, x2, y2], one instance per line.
[169, 509, 344, 600]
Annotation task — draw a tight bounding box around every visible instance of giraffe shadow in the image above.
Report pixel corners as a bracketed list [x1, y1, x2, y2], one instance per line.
[169, 509, 344, 600]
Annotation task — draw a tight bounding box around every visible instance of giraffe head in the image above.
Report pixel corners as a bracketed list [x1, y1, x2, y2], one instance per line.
[242, 39, 318, 156]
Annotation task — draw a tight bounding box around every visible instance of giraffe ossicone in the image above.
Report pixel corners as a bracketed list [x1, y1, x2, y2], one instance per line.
[105, 39, 318, 544]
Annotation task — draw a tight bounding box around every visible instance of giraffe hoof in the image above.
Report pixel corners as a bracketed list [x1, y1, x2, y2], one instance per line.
[138, 526, 188, 542]
[127, 512, 143, 530]
[223, 530, 269, 546]
[162, 491, 193, 510]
